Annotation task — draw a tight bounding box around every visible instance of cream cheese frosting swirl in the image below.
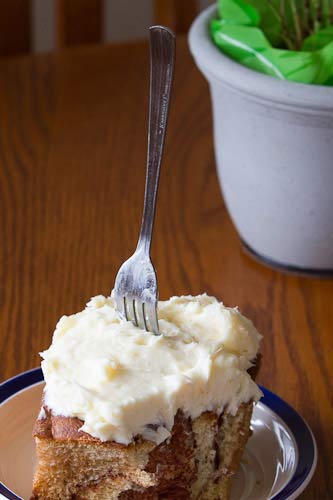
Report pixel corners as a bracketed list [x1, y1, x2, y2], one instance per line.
[41, 294, 262, 445]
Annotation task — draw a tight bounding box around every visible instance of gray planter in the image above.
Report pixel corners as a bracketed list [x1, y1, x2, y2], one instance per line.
[189, 5, 333, 274]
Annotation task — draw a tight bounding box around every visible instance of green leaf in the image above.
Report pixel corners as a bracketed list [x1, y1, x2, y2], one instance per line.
[210, 8, 333, 86]
[211, 23, 285, 78]
[211, 22, 272, 50]
[263, 49, 327, 83]
[217, 0, 260, 26]
[246, 0, 284, 46]
[302, 26, 333, 51]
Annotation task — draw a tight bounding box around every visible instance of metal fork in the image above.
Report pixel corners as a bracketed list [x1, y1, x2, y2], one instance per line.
[113, 26, 175, 335]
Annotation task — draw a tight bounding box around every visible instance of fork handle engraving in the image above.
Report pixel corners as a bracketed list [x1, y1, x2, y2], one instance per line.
[137, 26, 175, 253]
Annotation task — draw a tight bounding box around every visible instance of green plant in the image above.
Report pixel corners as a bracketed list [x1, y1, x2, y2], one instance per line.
[211, 0, 333, 84]
[270, 0, 333, 49]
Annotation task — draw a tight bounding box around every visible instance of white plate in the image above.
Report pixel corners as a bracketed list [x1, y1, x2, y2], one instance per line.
[0, 368, 317, 500]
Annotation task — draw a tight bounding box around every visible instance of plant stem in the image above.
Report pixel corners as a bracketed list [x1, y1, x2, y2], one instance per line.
[290, 0, 303, 48]
[269, 0, 333, 50]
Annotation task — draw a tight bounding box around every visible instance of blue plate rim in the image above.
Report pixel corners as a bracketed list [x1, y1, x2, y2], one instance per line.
[0, 368, 45, 500]
[0, 368, 317, 500]
[260, 386, 317, 500]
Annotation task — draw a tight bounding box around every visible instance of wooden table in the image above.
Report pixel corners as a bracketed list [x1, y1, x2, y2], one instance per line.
[0, 38, 332, 500]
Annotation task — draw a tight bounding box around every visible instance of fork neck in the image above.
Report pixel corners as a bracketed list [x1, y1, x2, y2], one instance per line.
[136, 27, 175, 258]
[136, 226, 152, 254]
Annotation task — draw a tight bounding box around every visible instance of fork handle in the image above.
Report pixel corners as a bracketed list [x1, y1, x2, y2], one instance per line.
[137, 26, 175, 253]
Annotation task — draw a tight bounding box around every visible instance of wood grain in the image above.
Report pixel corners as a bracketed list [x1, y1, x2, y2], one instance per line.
[154, 0, 198, 33]
[0, 38, 332, 499]
[0, 0, 30, 57]
[0, 0, 102, 57]
[56, 0, 102, 48]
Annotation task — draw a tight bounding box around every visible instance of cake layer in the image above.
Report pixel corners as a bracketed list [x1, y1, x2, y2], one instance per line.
[40, 294, 262, 444]
[31, 402, 254, 500]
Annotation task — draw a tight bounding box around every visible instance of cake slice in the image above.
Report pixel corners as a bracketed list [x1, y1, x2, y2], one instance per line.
[32, 294, 262, 499]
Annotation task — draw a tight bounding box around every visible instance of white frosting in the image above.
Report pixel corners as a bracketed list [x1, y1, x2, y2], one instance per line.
[41, 294, 262, 445]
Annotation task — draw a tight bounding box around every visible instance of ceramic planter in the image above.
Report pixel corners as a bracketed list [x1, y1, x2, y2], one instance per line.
[189, 5, 333, 274]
